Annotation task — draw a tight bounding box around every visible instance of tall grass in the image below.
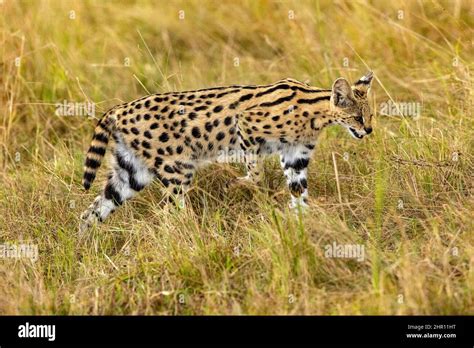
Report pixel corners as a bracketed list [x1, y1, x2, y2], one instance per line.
[0, 0, 472, 314]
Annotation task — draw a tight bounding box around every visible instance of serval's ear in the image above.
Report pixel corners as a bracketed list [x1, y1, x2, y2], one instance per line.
[331, 77, 354, 108]
[353, 71, 374, 94]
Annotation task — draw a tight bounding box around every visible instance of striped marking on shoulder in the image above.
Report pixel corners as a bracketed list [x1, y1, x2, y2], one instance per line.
[259, 91, 297, 107]
[296, 95, 331, 104]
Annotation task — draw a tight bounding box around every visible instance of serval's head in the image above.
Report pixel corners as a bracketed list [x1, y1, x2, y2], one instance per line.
[330, 71, 374, 139]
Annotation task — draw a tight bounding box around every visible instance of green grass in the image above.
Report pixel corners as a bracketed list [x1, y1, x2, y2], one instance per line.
[0, 0, 473, 315]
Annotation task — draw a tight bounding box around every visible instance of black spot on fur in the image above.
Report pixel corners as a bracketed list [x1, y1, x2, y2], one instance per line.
[159, 133, 169, 142]
[154, 156, 163, 167]
[194, 105, 207, 111]
[216, 132, 225, 141]
[164, 165, 175, 174]
[191, 127, 201, 138]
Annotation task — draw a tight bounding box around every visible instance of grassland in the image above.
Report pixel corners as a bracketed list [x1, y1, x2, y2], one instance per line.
[0, 0, 473, 315]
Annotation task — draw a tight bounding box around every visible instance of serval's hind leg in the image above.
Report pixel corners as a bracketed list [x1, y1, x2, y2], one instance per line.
[79, 139, 154, 235]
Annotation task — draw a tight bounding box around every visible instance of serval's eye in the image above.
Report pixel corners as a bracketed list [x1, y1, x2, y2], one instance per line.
[354, 116, 364, 123]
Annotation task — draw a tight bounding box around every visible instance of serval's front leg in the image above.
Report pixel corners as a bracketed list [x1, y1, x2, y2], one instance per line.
[280, 143, 314, 210]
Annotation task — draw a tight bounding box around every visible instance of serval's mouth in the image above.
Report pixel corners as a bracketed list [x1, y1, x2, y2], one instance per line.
[349, 127, 365, 139]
